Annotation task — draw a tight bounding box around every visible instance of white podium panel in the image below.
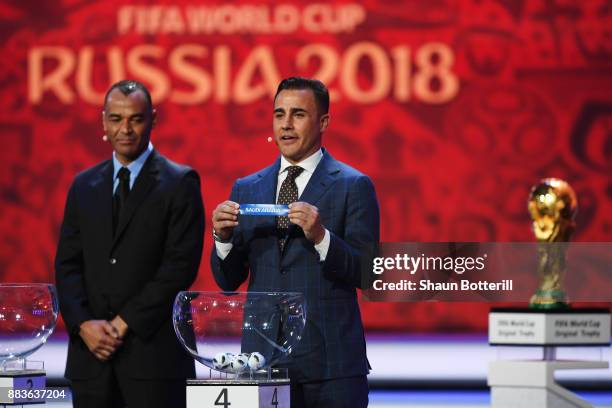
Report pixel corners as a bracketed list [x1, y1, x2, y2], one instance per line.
[488, 359, 609, 408]
[488, 308, 611, 407]
[187, 379, 290, 408]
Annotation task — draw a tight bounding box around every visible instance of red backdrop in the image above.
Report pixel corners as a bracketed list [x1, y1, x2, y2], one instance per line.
[1, 0, 611, 332]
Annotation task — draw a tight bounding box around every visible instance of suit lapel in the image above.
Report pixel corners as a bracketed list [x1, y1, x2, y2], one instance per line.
[283, 150, 340, 254]
[253, 158, 280, 204]
[246, 159, 280, 245]
[298, 149, 340, 206]
[90, 161, 114, 246]
[112, 150, 160, 248]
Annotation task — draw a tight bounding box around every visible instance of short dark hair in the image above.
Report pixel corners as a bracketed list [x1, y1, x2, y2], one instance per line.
[104, 80, 153, 111]
[274, 77, 329, 115]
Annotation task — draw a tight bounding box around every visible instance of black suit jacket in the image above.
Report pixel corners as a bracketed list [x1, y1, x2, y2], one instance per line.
[211, 149, 379, 382]
[55, 149, 204, 380]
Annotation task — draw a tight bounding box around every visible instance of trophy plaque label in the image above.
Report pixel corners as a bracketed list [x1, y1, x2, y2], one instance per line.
[186, 380, 290, 408]
[489, 310, 611, 346]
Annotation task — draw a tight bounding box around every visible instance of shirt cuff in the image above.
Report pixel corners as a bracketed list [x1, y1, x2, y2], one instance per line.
[314, 229, 330, 261]
[215, 241, 233, 260]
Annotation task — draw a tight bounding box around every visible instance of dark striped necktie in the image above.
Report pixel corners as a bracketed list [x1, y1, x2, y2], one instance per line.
[277, 166, 304, 252]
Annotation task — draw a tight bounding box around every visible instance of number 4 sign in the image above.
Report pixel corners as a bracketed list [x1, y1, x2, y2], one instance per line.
[186, 380, 290, 408]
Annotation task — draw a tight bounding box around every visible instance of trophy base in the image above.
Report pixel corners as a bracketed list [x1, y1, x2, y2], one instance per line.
[488, 308, 610, 408]
[529, 289, 569, 310]
[489, 307, 611, 346]
[186, 368, 290, 408]
[488, 360, 608, 408]
[529, 301, 570, 310]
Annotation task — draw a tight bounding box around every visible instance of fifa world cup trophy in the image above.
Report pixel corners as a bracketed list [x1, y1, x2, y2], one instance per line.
[488, 179, 609, 408]
[527, 178, 578, 309]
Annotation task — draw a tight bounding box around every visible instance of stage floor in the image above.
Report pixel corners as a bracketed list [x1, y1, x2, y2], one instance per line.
[36, 388, 612, 407]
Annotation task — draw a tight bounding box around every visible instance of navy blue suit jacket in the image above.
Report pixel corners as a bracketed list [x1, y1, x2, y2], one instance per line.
[211, 149, 379, 382]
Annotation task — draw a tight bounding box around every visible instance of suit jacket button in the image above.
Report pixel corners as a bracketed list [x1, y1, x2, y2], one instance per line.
[280, 268, 287, 275]
[109, 258, 117, 265]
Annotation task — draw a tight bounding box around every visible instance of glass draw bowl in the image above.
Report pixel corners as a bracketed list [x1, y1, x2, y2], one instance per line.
[0, 283, 59, 366]
[172, 291, 306, 374]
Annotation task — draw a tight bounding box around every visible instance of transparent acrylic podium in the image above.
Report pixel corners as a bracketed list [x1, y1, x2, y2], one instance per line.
[173, 291, 306, 408]
[0, 283, 59, 406]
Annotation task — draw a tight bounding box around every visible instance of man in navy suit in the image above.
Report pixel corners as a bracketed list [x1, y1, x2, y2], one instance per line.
[211, 77, 379, 408]
[55, 80, 204, 408]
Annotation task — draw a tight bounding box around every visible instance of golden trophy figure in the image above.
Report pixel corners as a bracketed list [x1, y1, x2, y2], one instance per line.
[527, 178, 578, 309]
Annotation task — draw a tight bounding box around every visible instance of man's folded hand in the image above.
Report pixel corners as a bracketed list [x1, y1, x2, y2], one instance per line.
[79, 320, 123, 361]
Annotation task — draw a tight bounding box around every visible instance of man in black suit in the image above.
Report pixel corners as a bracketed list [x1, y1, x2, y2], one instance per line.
[55, 80, 204, 408]
[211, 77, 379, 408]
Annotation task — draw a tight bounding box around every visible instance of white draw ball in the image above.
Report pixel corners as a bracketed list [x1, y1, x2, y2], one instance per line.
[248, 352, 266, 370]
[230, 353, 249, 373]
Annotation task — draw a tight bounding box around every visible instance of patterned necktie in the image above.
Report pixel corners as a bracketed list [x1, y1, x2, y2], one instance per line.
[113, 167, 131, 235]
[277, 166, 304, 251]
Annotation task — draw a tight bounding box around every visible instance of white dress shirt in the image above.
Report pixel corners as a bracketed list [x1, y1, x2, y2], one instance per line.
[215, 149, 331, 261]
